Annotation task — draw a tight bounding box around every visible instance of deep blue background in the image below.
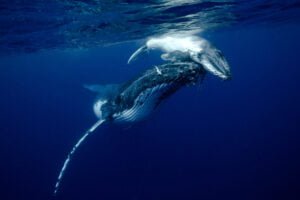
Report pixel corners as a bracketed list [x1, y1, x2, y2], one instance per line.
[1, 24, 300, 200]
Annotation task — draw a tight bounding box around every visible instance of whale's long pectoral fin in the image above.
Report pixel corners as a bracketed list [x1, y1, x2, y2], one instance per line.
[190, 47, 231, 80]
[128, 45, 148, 64]
[53, 119, 105, 196]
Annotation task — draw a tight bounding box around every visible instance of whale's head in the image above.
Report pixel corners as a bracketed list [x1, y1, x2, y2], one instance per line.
[190, 42, 231, 80]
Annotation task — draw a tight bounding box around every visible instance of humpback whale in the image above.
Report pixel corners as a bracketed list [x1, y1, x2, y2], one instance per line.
[128, 35, 231, 80]
[53, 62, 206, 195]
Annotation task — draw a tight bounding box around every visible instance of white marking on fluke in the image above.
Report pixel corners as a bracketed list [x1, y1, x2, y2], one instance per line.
[53, 119, 105, 196]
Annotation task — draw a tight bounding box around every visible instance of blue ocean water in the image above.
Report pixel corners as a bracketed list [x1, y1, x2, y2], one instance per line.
[1, 1, 300, 200]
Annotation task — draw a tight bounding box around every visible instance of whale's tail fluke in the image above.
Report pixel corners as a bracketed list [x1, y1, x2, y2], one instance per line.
[53, 119, 105, 196]
[128, 45, 148, 64]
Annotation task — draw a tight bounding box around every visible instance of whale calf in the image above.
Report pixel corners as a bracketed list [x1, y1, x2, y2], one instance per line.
[128, 35, 231, 80]
[53, 62, 206, 195]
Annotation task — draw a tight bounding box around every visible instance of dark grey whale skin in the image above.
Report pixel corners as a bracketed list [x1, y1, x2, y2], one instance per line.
[101, 62, 206, 121]
[53, 62, 206, 194]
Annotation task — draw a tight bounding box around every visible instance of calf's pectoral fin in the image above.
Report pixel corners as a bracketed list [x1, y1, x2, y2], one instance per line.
[128, 45, 148, 64]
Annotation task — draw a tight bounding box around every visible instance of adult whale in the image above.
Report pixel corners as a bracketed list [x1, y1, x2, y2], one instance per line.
[53, 62, 207, 195]
[128, 35, 231, 80]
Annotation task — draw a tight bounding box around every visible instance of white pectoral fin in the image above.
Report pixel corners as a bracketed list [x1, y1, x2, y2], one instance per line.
[127, 45, 148, 64]
[53, 119, 105, 195]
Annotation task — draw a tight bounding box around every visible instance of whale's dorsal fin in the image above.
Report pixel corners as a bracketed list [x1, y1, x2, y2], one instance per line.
[84, 84, 120, 99]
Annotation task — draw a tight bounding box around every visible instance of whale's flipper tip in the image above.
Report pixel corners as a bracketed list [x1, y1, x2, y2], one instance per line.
[128, 45, 148, 64]
[53, 119, 105, 196]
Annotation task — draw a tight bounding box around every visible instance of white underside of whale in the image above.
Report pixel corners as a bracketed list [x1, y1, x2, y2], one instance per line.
[146, 35, 204, 53]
